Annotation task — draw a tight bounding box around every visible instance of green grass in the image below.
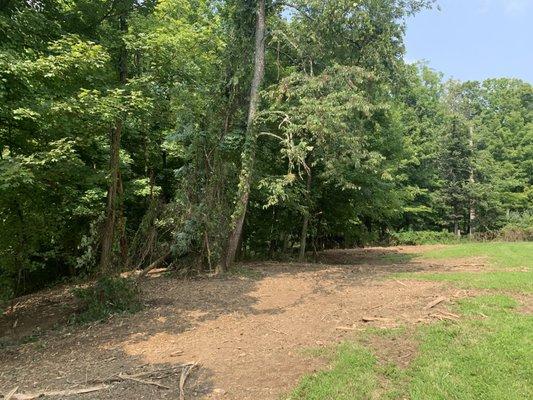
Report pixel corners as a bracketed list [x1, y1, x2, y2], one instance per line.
[395, 242, 533, 292]
[225, 265, 263, 279]
[407, 295, 532, 399]
[287, 342, 380, 400]
[287, 242, 533, 399]
[409, 270, 533, 292]
[421, 241, 533, 270]
[288, 296, 533, 400]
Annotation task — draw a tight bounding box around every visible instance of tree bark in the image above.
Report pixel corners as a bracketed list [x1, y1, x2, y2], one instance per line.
[298, 169, 312, 261]
[99, 14, 128, 274]
[468, 125, 475, 237]
[221, 0, 266, 271]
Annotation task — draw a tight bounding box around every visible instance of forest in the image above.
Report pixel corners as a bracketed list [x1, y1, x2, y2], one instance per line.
[1, 0, 532, 303]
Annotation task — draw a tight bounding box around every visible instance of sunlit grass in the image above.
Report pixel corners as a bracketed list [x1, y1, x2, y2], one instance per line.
[409, 270, 533, 292]
[287, 242, 533, 399]
[287, 295, 533, 400]
[421, 241, 532, 270]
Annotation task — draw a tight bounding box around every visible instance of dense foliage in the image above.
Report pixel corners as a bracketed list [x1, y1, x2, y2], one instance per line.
[1, 0, 531, 302]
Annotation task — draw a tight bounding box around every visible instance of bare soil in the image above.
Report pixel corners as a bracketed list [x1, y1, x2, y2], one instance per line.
[0, 246, 484, 399]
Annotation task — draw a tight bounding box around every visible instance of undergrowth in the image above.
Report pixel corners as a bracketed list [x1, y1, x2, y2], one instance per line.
[71, 276, 142, 324]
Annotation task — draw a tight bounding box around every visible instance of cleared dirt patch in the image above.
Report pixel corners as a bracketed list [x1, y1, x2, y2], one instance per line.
[0, 247, 480, 399]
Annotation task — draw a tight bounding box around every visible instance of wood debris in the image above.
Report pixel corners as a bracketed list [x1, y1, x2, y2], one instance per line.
[4, 387, 18, 400]
[117, 373, 170, 389]
[6, 384, 109, 400]
[423, 296, 447, 310]
[179, 362, 198, 400]
[361, 316, 390, 323]
[2, 364, 201, 400]
[430, 313, 458, 321]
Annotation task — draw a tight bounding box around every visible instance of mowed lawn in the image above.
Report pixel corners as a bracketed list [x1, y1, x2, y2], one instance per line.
[287, 242, 533, 400]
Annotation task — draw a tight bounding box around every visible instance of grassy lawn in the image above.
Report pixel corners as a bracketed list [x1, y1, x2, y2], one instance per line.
[287, 242, 533, 400]
[402, 242, 533, 292]
[422, 241, 533, 269]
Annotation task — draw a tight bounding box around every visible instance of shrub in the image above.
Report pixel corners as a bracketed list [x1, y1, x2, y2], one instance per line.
[390, 230, 460, 245]
[71, 276, 142, 324]
[498, 226, 533, 242]
[497, 211, 533, 241]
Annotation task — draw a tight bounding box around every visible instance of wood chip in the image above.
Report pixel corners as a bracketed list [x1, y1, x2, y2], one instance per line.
[335, 326, 361, 331]
[366, 303, 384, 311]
[361, 316, 390, 323]
[423, 296, 447, 310]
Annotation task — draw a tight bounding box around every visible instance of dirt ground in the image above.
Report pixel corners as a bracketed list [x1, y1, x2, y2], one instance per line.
[0, 246, 485, 400]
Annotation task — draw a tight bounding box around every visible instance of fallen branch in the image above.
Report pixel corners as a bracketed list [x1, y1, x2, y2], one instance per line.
[423, 296, 447, 310]
[137, 250, 172, 280]
[118, 373, 170, 389]
[395, 280, 408, 287]
[124, 364, 196, 379]
[6, 385, 108, 400]
[179, 362, 198, 400]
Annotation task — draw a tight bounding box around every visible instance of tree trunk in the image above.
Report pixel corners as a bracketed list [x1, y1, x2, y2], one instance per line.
[100, 121, 123, 273]
[221, 0, 266, 271]
[298, 217, 309, 261]
[282, 232, 290, 255]
[468, 125, 475, 237]
[99, 14, 128, 274]
[298, 169, 312, 262]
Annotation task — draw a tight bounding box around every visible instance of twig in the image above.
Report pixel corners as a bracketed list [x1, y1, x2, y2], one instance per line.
[118, 373, 170, 389]
[335, 325, 362, 331]
[430, 313, 458, 321]
[125, 364, 193, 379]
[395, 280, 408, 287]
[4, 387, 18, 400]
[179, 362, 198, 400]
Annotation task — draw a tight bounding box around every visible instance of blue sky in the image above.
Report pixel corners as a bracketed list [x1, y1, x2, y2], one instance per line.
[405, 0, 533, 82]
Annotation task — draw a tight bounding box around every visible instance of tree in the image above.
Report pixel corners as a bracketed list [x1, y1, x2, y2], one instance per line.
[223, 0, 266, 270]
[437, 117, 472, 235]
